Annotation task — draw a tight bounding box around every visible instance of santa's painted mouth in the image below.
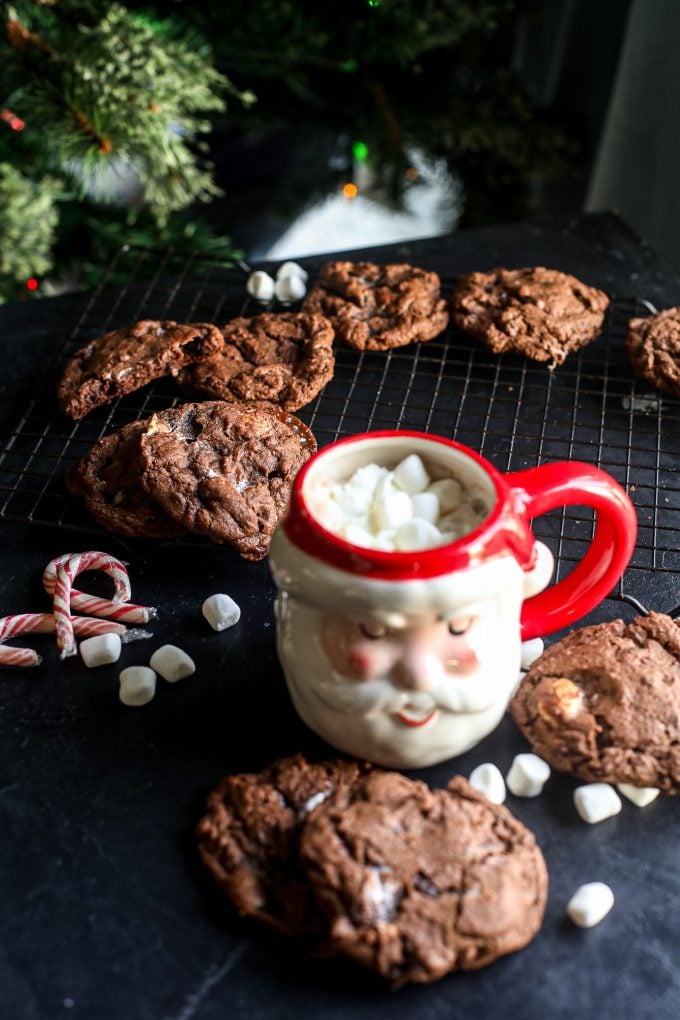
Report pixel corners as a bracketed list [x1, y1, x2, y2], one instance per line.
[395, 707, 439, 728]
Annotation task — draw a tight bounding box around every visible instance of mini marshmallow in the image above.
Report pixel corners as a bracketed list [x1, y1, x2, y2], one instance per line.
[202, 594, 241, 632]
[150, 644, 196, 683]
[520, 637, 544, 670]
[343, 523, 375, 548]
[246, 270, 275, 302]
[276, 260, 308, 282]
[275, 274, 307, 303]
[566, 882, 615, 928]
[427, 477, 463, 514]
[371, 490, 412, 532]
[506, 753, 551, 798]
[119, 666, 156, 707]
[617, 783, 660, 808]
[469, 763, 506, 804]
[395, 518, 441, 551]
[574, 783, 622, 824]
[410, 491, 440, 524]
[79, 633, 122, 668]
[393, 454, 430, 495]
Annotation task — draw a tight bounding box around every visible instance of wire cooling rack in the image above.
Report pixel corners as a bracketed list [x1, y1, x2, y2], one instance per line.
[1, 245, 679, 615]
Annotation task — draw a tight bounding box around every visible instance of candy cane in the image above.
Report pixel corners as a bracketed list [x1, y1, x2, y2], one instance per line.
[0, 613, 126, 668]
[44, 552, 155, 630]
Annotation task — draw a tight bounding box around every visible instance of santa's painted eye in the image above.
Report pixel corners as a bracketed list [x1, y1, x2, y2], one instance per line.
[448, 616, 473, 636]
[359, 621, 387, 640]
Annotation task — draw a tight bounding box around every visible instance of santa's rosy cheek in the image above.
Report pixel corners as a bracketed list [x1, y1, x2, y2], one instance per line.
[348, 649, 376, 676]
[445, 637, 480, 674]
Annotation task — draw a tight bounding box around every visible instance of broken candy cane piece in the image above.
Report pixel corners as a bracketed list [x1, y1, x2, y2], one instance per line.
[43, 552, 155, 625]
[0, 613, 126, 668]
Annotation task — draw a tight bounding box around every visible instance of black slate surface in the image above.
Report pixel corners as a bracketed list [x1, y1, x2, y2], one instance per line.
[1, 212, 679, 1020]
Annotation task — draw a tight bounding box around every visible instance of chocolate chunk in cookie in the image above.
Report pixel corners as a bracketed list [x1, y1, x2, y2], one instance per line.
[510, 613, 680, 793]
[66, 421, 185, 539]
[139, 401, 315, 559]
[451, 267, 609, 366]
[196, 754, 365, 940]
[626, 307, 680, 397]
[299, 771, 547, 985]
[58, 319, 224, 419]
[178, 312, 335, 411]
[303, 261, 448, 351]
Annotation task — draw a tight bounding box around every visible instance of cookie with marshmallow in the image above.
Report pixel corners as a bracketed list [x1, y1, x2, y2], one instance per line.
[511, 613, 680, 793]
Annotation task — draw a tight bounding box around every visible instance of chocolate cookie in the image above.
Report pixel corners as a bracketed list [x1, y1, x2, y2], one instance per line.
[299, 771, 547, 985]
[626, 307, 680, 397]
[451, 267, 609, 366]
[58, 319, 224, 419]
[178, 312, 335, 411]
[303, 261, 449, 351]
[196, 754, 365, 939]
[66, 421, 185, 539]
[510, 613, 680, 792]
[138, 401, 315, 559]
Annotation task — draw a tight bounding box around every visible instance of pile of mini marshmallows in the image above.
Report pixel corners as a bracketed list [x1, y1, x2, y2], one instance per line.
[86, 594, 242, 707]
[247, 261, 308, 304]
[308, 454, 488, 552]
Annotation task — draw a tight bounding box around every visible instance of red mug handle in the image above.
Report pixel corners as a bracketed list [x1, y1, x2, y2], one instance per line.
[506, 462, 637, 641]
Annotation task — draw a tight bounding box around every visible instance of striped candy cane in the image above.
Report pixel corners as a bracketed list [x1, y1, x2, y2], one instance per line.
[0, 613, 126, 668]
[44, 552, 155, 639]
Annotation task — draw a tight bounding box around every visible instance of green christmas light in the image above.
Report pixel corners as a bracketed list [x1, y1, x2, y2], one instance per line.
[352, 141, 369, 162]
[367, 0, 382, 7]
[342, 58, 358, 73]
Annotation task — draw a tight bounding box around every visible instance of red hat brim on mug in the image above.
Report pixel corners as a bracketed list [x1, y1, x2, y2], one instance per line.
[281, 430, 538, 582]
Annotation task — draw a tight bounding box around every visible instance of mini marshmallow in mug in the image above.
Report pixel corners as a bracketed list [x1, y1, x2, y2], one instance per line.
[269, 430, 636, 768]
[276, 261, 308, 283]
[246, 270, 275, 302]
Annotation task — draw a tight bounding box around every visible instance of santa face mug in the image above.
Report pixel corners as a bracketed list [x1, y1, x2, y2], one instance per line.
[268, 431, 637, 768]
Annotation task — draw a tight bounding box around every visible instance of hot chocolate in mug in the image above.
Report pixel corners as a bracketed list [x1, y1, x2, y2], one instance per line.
[269, 431, 637, 768]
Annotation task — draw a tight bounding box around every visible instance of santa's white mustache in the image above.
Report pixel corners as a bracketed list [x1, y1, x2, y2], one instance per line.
[315, 670, 499, 716]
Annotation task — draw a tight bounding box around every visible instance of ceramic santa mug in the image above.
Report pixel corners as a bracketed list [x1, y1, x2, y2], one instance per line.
[269, 431, 637, 768]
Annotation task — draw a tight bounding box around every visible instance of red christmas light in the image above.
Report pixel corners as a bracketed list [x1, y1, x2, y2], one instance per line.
[1, 109, 25, 132]
[26, 278, 38, 291]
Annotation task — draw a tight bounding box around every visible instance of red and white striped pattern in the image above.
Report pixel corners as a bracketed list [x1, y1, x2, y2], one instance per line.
[0, 613, 126, 668]
[43, 553, 155, 657]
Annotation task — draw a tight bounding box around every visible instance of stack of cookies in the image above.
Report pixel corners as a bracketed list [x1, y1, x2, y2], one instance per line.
[197, 753, 548, 986]
[66, 401, 316, 559]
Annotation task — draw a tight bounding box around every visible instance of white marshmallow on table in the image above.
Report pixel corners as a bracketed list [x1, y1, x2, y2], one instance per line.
[276, 260, 308, 282]
[617, 783, 660, 808]
[427, 477, 462, 514]
[469, 763, 506, 804]
[150, 644, 196, 683]
[202, 594, 241, 632]
[275, 274, 307, 303]
[506, 753, 551, 798]
[392, 454, 430, 495]
[79, 633, 122, 668]
[566, 882, 615, 928]
[395, 518, 441, 551]
[246, 270, 275, 302]
[520, 637, 545, 670]
[410, 491, 440, 524]
[574, 783, 622, 824]
[119, 666, 156, 707]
